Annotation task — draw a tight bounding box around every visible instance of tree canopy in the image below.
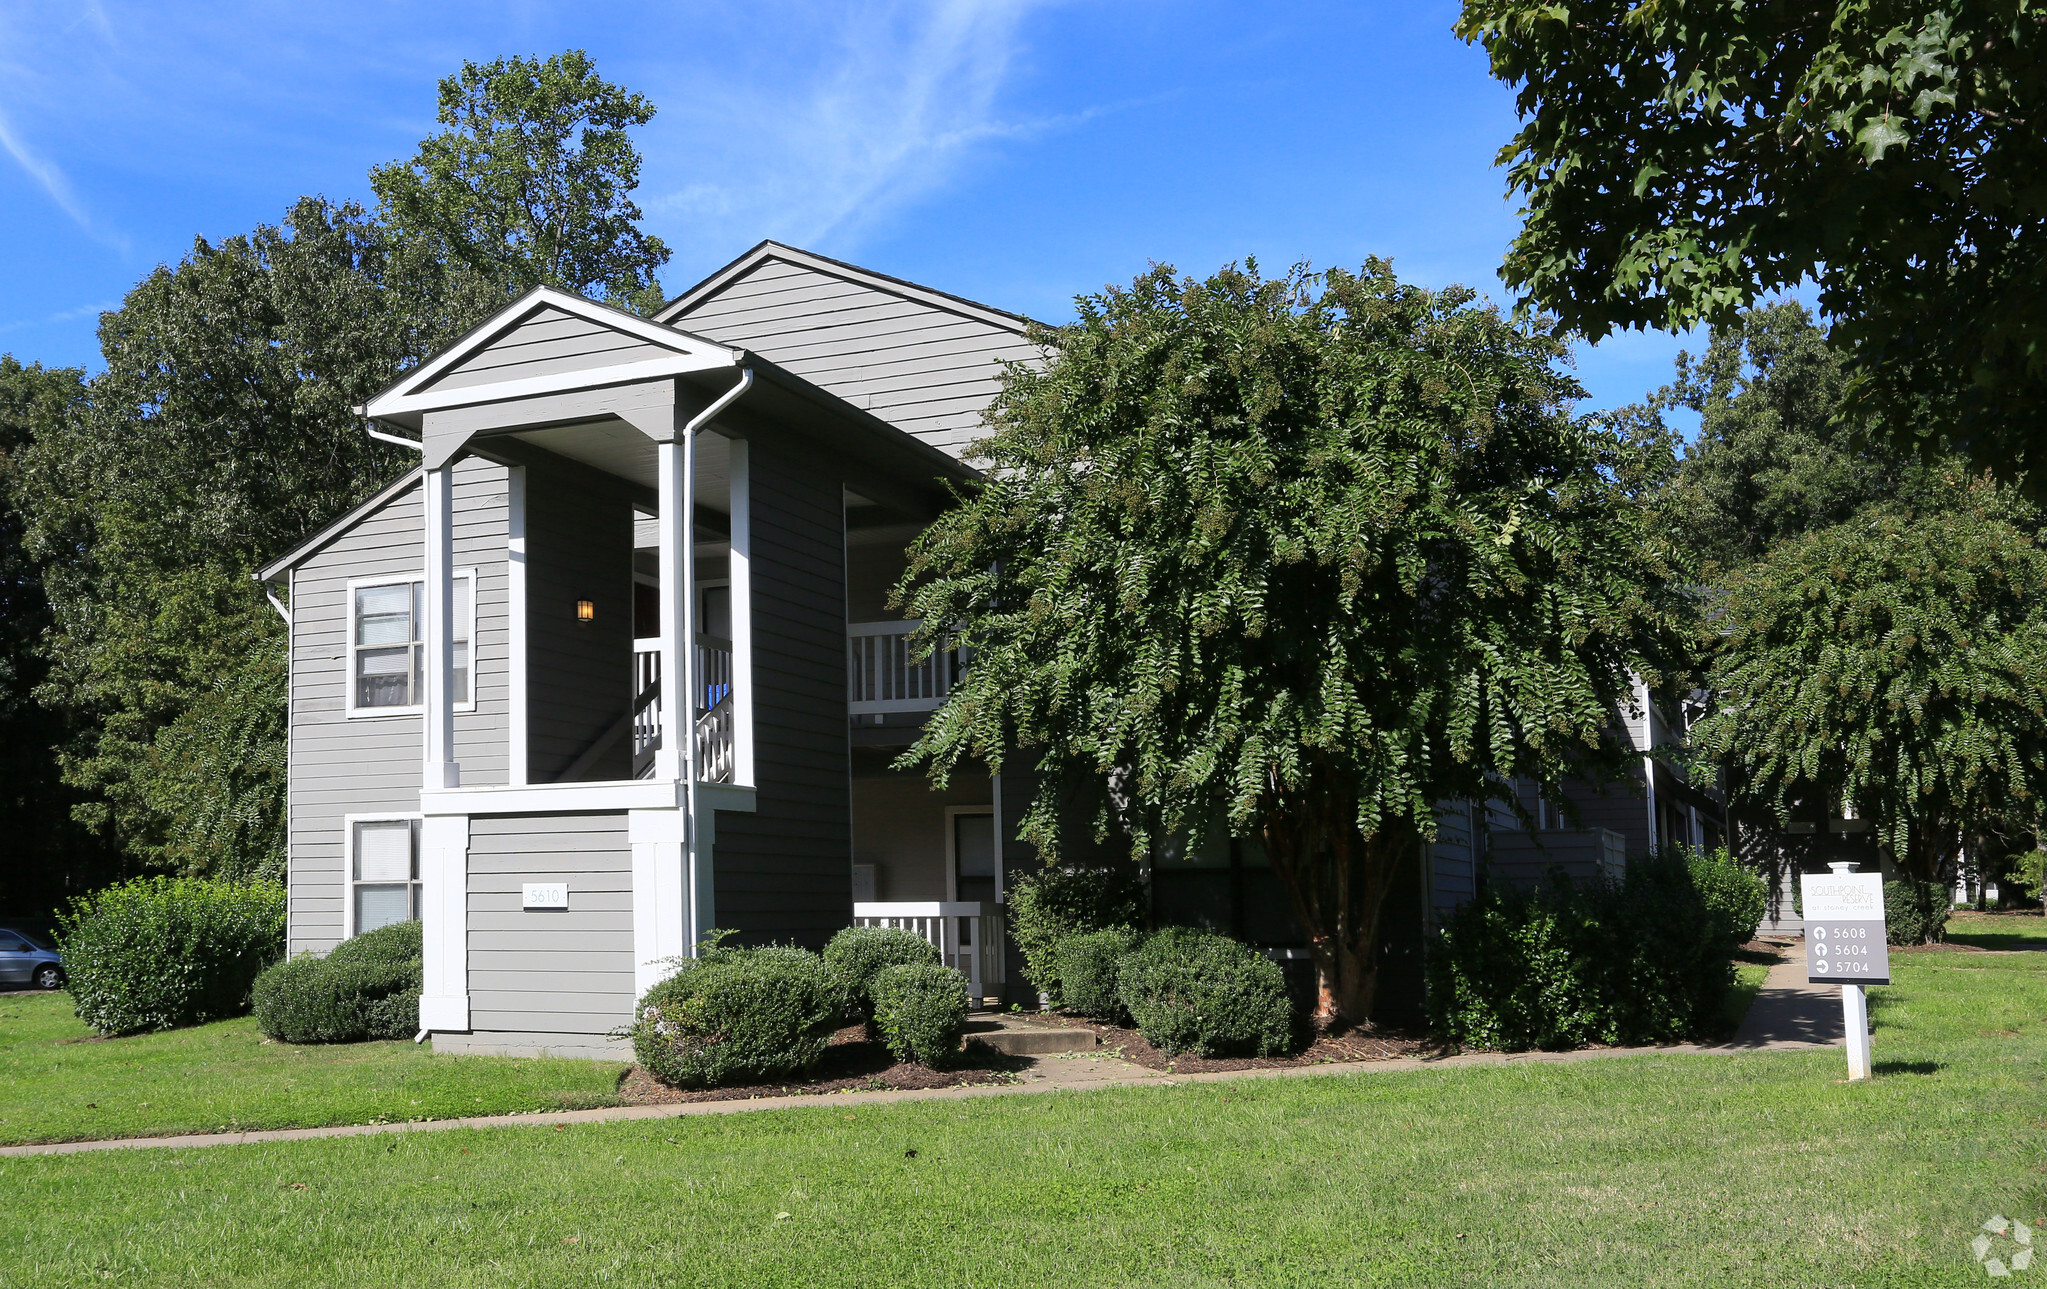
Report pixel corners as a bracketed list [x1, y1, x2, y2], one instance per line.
[1457, 2, 2047, 482]
[371, 49, 671, 314]
[12, 51, 671, 884]
[1654, 303, 2014, 575]
[1690, 505, 2047, 882]
[899, 260, 1694, 1023]
[15, 199, 420, 880]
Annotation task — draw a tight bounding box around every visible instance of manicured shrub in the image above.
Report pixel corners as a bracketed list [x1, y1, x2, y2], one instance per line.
[1008, 863, 1147, 1002]
[1885, 879, 1952, 945]
[1115, 927, 1292, 1057]
[823, 925, 940, 1020]
[871, 962, 970, 1067]
[57, 877, 285, 1035]
[1686, 847, 1768, 954]
[1428, 856, 1733, 1051]
[1051, 927, 1140, 1021]
[252, 920, 422, 1044]
[631, 943, 846, 1088]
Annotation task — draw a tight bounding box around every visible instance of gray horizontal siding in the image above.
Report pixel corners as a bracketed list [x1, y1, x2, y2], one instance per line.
[427, 306, 669, 393]
[669, 257, 1040, 462]
[525, 454, 637, 782]
[711, 431, 851, 949]
[467, 812, 635, 1037]
[286, 456, 509, 955]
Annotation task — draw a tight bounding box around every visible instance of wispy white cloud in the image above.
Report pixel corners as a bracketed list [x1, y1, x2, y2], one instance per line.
[639, 0, 1066, 255]
[0, 104, 98, 235]
[0, 299, 121, 336]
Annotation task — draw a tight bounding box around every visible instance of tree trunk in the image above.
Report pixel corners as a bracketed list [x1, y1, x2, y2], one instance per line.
[1261, 781, 1423, 1029]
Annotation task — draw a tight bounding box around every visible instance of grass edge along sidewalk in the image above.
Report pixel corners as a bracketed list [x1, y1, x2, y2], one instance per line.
[5, 946, 2043, 1289]
[2, 953, 1785, 1153]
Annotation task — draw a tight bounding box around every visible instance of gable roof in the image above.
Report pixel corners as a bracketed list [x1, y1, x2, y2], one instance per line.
[656, 241, 1038, 335]
[255, 467, 421, 585]
[362, 286, 739, 426]
[656, 242, 1047, 462]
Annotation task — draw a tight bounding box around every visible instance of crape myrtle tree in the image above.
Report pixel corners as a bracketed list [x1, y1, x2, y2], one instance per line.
[1690, 504, 2047, 887]
[1457, 2, 2047, 486]
[896, 261, 1696, 1025]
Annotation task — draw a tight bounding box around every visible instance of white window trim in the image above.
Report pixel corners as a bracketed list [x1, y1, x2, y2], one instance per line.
[344, 569, 478, 719]
[341, 812, 424, 940]
[943, 805, 995, 903]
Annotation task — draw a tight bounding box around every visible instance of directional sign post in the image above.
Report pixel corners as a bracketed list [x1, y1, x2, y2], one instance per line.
[1802, 863, 1887, 1081]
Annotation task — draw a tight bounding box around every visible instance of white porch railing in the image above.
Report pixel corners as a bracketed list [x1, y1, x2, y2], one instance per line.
[632, 636, 734, 782]
[848, 620, 964, 715]
[852, 901, 1003, 1004]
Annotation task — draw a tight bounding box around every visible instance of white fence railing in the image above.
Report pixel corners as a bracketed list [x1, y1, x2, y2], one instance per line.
[852, 901, 1003, 1004]
[848, 620, 963, 715]
[632, 636, 734, 782]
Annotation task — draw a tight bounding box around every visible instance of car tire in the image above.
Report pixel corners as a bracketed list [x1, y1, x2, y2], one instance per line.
[32, 963, 63, 991]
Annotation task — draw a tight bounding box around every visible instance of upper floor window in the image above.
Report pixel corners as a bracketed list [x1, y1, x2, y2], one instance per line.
[350, 573, 472, 713]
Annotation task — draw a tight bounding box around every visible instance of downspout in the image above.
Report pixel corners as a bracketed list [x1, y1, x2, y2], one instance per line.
[680, 367, 753, 945]
[363, 411, 423, 1045]
[264, 590, 291, 625]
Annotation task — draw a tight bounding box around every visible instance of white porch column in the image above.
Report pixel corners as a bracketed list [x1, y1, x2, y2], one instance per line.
[417, 812, 470, 1031]
[630, 809, 690, 995]
[422, 464, 460, 790]
[654, 439, 698, 785]
[505, 465, 528, 787]
[728, 435, 753, 787]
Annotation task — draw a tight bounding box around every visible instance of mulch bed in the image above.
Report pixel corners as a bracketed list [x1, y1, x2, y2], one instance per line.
[1006, 1012, 1447, 1073]
[617, 1025, 1027, 1105]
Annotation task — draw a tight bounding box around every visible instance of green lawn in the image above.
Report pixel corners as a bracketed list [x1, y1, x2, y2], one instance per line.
[1947, 908, 2047, 950]
[4, 948, 2042, 1287]
[0, 994, 626, 1145]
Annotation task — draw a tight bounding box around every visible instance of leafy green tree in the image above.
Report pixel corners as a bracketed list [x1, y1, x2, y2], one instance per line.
[0, 357, 125, 915]
[17, 199, 418, 880]
[1689, 506, 2047, 883]
[1457, 2, 2047, 483]
[17, 52, 673, 887]
[1654, 303, 2014, 575]
[371, 50, 671, 314]
[898, 261, 1695, 1024]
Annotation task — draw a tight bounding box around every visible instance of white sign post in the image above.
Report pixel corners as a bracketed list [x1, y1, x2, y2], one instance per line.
[1802, 863, 1887, 1081]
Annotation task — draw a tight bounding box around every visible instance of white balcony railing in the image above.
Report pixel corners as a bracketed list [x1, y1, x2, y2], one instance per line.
[848, 620, 964, 715]
[632, 636, 734, 782]
[852, 901, 1003, 1004]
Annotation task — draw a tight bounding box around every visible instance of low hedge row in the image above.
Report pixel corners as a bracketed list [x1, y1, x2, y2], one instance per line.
[631, 942, 846, 1088]
[1428, 855, 1736, 1051]
[252, 920, 423, 1044]
[1044, 924, 1295, 1057]
[56, 877, 286, 1035]
[1008, 863, 1146, 1002]
[822, 925, 939, 1022]
[872, 962, 969, 1067]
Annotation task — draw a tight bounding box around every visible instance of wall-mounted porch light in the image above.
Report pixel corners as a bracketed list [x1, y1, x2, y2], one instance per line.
[576, 599, 595, 624]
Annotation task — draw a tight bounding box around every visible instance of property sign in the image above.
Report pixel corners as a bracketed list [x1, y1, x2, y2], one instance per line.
[1803, 871, 1889, 985]
[521, 882, 569, 910]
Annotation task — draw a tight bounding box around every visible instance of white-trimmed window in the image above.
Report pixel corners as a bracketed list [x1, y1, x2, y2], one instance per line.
[351, 818, 420, 934]
[348, 572, 474, 714]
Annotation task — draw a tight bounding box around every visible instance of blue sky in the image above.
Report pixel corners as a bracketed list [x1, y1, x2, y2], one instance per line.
[0, 0, 1697, 417]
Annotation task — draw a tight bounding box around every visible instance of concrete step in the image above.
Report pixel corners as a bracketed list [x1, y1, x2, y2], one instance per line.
[968, 1021, 1100, 1056]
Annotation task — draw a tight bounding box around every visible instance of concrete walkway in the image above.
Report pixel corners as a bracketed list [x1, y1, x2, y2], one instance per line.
[0, 1000, 1842, 1160]
[1728, 942, 1847, 1049]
